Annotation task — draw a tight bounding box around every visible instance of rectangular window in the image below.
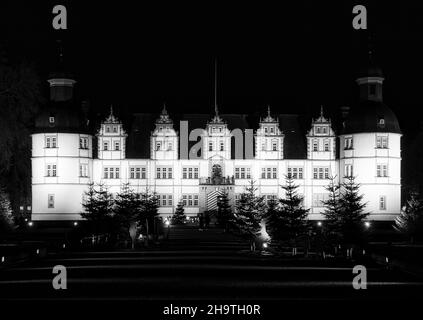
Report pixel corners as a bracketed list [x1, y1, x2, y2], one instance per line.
[313, 167, 329, 179]
[158, 194, 172, 207]
[114, 141, 120, 151]
[156, 142, 161, 151]
[48, 194, 55, 208]
[79, 137, 88, 149]
[324, 140, 330, 152]
[209, 142, 213, 151]
[344, 164, 353, 177]
[312, 193, 330, 207]
[130, 166, 146, 179]
[103, 141, 109, 151]
[79, 164, 88, 177]
[344, 137, 353, 150]
[235, 167, 251, 179]
[46, 164, 57, 177]
[182, 167, 199, 179]
[264, 194, 277, 205]
[377, 164, 388, 177]
[287, 167, 304, 179]
[272, 141, 277, 151]
[379, 196, 386, 210]
[45, 136, 57, 148]
[262, 167, 277, 179]
[156, 167, 173, 179]
[220, 141, 224, 151]
[104, 167, 119, 179]
[376, 136, 388, 149]
[182, 194, 199, 207]
[313, 140, 318, 152]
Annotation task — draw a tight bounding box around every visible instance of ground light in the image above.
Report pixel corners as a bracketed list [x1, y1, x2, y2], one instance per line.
[364, 221, 371, 228]
[165, 220, 170, 226]
[317, 221, 322, 227]
[73, 221, 78, 227]
[262, 243, 268, 249]
[27, 221, 33, 227]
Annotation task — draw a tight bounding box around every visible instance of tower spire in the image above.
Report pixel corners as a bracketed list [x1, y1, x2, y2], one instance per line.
[320, 105, 324, 118]
[214, 59, 218, 117]
[267, 105, 271, 118]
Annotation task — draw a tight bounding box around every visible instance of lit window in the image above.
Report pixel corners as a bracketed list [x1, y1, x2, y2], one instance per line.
[324, 140, 330, 152]
[272, 141, 278, 151]
[79, 164, 88, 177]
[313, 140, 318, 152]
[220, 141, 224, 151]
[45, 136, 57, 148]
[288, 167, 303, 179]
[209, 142, 213, 151]
[103, 141, 109, 151]
[79, 137, 88, 149]
[379, 196, 386, 210]
[114, 141, 120, 151]
[48, 194, 55, 208]
[344, 164, 353, 177]
[376, 136, 388, 149]
[344, 137, 353, 150]
[46, 164, 57, 177]
[377, 164, 388, 177]
[49, 117, 55, 124]
[156, 142, 161, 151]
[313, 167, 329, 179]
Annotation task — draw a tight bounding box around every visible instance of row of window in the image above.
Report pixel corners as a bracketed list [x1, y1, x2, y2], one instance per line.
[44, 164, 390, 179]
[312, 139, 331, 152]
[261, 140, 280, 151]
[103, 141, 121, 151]
[45, 136, 90, 149]
[46, 193, 388, 210]
[208, 141, 226, 152]
[344, 136, 389, 150]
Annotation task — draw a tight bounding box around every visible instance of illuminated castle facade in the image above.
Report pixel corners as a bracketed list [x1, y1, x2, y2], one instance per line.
[31, 64, 401, 223]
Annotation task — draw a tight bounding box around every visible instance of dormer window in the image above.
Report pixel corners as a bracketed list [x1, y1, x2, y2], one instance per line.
[322, 127, 327, 134]
[156, 142, 162, 151]
[270, 127, 274, 134]
[316, 127, 321, 134]
[264, 127, 268, 134]
[106, 126, 111, 133]
[113, 126, 118, 133]
[377, 117, 385, 128]
[49, 116, 55, 124]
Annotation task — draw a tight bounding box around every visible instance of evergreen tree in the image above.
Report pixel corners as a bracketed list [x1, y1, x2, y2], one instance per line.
[395, 190, 423, 243]
[81, 183, 114, 233]
[172, 201, 186, 225]
[114, 183, 141, 236]
[139, 189, 160, 242]
[233, 180, 266, 241]
[270, 176, 309, 242]
[338, 176, 369, 245]
[0, 186, 14, 233]
[322, 176, 342, 238]
[216, 191, 232, 230]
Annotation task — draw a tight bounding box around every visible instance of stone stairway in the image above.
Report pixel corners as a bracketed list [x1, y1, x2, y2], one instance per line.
[165, 224, 250, 251]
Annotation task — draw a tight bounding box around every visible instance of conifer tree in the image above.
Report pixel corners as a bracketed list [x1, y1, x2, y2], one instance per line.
[81, 183, 114, 234]
[233, 180, 266, 241]
[395, 190, 423, 243]
[0, 186, 14, 233]
[114, 183, 141, 236]
[338, 176, 369, 245]
[172, 201, 186, 225]
[216, 190, 232, 230]
[273, 176, 309, 242]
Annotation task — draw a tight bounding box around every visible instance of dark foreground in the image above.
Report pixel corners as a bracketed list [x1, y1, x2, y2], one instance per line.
[1, 225, 423, 317]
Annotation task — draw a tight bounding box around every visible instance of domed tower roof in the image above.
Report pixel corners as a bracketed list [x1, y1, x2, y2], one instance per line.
[342, 100, 401, 134]
[343, 45, 401, 135]
[33, 101, 89, 134]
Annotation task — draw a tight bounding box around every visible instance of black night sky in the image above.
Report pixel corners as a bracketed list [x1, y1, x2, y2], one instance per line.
[1, 1, 423, 135]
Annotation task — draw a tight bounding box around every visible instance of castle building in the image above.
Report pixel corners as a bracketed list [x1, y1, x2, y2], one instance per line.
[31, 62, 401, 223]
